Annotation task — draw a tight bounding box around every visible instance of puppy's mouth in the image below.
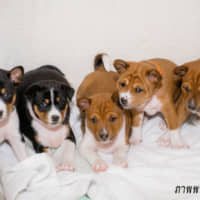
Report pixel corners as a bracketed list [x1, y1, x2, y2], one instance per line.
[119, 99, 132, 109]
[42, 120, 63, 128]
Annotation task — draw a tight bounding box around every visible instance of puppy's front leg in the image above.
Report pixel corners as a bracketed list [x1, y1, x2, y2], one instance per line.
[160, 102, 189, 149]
[52, 128, 76, 172]
[79, 132, 108, 172]
[8, 134, 28, 161]
[113, 145, 129, 168]
[56, 139, 75, 172]
[176, 95, 190, 126]
[130, 111, 144, 145]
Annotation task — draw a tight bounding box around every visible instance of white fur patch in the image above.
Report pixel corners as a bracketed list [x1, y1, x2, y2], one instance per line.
[0, 109, 27, 161]
[119, 91, 132, 109]
[32, 119, 69, 148]
[0, 99, 8, 121]
[170, 129, 189, 149]
[144, 95, 162, 116]
[47, 89, 62, 124]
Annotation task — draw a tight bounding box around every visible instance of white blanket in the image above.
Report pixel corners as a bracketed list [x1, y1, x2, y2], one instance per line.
[0, 105, 200, 200]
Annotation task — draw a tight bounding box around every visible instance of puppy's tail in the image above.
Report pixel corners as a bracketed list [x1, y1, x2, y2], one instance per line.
[94, 53, 113, 72]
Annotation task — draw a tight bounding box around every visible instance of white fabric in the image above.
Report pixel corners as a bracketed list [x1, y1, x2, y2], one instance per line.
[0, 105, 200, 200]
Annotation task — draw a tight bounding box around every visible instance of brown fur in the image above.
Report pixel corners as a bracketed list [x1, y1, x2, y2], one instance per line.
[114, 58, 181, 130]
[6, 94, 16, 114]
[61, 104, 68, 122]
[33, 105, 48, 122]
[77, 65, 132, 144]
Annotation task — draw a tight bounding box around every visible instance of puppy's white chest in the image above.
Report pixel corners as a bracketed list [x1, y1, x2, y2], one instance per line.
[0, 110, 19, 142]
[33, 121, 68, 148]
[144, 95, 162, 116]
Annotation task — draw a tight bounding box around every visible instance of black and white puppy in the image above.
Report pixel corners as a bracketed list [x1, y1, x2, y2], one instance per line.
[16, 65, 76, 171]
[0, 66, 27, 161]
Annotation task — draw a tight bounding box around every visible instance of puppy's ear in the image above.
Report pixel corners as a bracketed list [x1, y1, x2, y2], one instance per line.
[174, 65, 188, 77]
[114, 59, 129, 74]
[77, 98, 91, 111]
[25, 84, 41, 99]
[9, 66, 24, 84]
[61, 84, 74, 101]
[146, 69, 162, 84]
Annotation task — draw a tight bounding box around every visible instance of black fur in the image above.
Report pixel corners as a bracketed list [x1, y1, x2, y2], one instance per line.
[16, 65, 76, 153]
[94, 53, 106, 71]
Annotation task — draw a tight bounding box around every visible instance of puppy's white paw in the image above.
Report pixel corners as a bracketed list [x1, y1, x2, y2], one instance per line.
[130, 137, 142, 145]
[130, 126, 143, 145]
[93, 160, 108, 172]
[113, 158, 128, 168]
[170, 131, 190, 149]
[56, 162, 75, 172]
[157, 133, 170, 147]
[158, 121, 167, 131]
[170, 139, 190, 149]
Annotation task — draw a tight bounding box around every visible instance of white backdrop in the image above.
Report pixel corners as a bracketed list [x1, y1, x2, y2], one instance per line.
[0, 0, 200, 89]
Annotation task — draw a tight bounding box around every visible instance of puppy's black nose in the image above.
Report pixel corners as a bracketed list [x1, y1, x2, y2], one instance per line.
[99, 131, 109, 141]
[188, 99, 196, 110]
[51, 115, 59, 123]
[0, 111, 3, 118]
[120, 97, 128, 105]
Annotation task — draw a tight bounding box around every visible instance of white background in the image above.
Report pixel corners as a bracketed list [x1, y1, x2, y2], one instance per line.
[0, 0, 200, 88]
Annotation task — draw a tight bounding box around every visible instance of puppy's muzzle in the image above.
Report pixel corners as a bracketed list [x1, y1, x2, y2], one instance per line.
[99, 131, 109, 141]
[187, 99, 200, 115]
[187, 99, 196, 110]
[51, 115, 60, 124]
[120, 97, 128, 106]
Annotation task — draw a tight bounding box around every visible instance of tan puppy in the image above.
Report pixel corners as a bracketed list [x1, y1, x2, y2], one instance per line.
[113, 58, 188, 148]
[174, 59, 200, 125]
[77, 54, 131, 172]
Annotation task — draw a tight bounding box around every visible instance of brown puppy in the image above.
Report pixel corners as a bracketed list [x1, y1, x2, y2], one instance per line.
[174, 59, 200, 125]
[113, 58, 188, 148]
[77, 54, 131, 172]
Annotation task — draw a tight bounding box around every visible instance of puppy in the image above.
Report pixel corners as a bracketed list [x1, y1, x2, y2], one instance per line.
[0, 66, 27, 161]
[16, 65, 76, 171]
[174, 59, 200, 125]
[77, 54, 132, 172]
[113, 58, 188, 148]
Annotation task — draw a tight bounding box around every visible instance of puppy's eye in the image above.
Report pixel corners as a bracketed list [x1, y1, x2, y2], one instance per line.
[109, 116, 117, 122]
[135, 87, 143, 93]
[120, 82, 126, 87]
[91, 117, 97, 123]
[4, 92, 9, 98]
[41, 101, 48, 107]
[4, 92, 12, 101]
[184, 86, 190, 92]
